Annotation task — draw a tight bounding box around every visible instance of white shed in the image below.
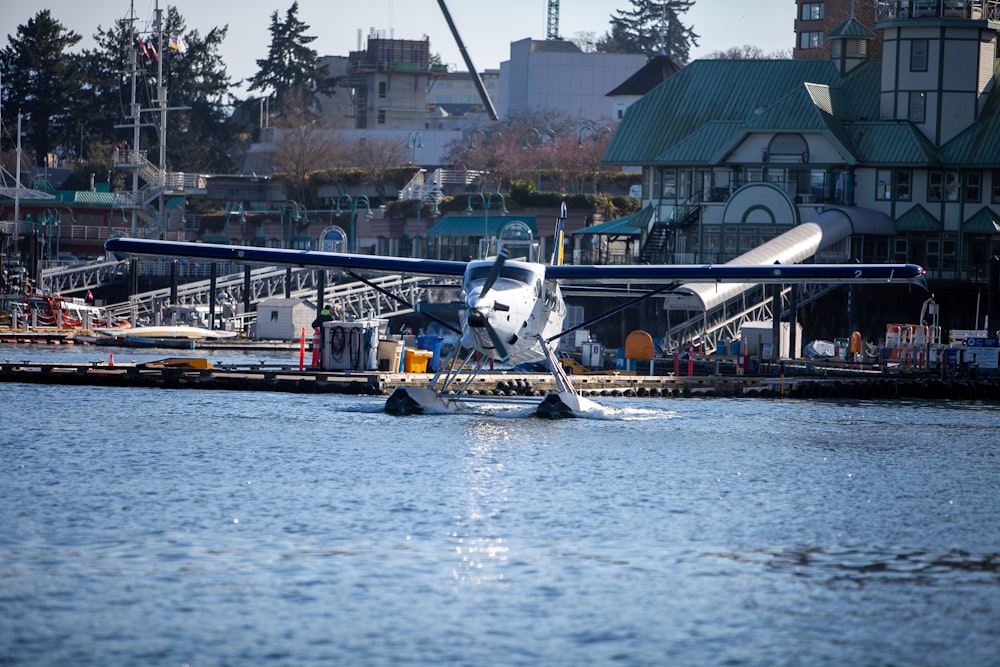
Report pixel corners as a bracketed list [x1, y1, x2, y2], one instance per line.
[256, 298, 315, 341]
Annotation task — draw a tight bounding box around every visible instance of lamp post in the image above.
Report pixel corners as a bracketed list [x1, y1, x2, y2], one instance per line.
[335, 194, 372, 253]
[226, 202, 246, 244]
[278, 200, 306, 248]
[407, 131, 423, 165]
[414, 194, 440, 258]
[464, 129, 504, 190]
[465, 192, 507, 259]
[577, 125, 614, 194]
[523, 127, 556, 191]
[55, 207, 76, 260]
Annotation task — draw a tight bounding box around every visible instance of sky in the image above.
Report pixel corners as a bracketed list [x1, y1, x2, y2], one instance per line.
[5, 1, 795, 93]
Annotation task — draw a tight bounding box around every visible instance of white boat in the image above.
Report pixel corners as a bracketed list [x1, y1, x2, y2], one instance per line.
[92, 325, 239, 340]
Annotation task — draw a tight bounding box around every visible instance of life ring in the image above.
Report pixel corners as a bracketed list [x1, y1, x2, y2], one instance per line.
[22, 283, 32, 297]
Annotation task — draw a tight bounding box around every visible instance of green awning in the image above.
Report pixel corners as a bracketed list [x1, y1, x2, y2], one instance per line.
[571, 205, 653, 236]
[894, 205, 942, 232]
[963, 207, 1000, 234]
[426, 215, 536, 237]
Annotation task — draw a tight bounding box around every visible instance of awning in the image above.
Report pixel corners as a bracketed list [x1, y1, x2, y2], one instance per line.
[963, 207, 1000, 234]
[426, 215, 537, 237]
[894, 205, 942, 232]
[571, 205, 653, 236]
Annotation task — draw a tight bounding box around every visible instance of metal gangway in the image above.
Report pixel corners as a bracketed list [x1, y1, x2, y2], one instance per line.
[660, 206, 895, 354]
[99, 264, 446, 333]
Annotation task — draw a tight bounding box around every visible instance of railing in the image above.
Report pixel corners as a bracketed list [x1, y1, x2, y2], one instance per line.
[876, 0, 1000, 21]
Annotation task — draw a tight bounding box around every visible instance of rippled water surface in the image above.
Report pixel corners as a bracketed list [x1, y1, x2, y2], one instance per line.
[1, 348, 999, 666]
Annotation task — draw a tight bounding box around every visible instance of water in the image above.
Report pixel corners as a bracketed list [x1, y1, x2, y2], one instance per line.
[2, 347, 999, 666]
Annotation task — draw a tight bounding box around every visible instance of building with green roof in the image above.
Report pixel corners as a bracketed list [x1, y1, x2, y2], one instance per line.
[603, 1, 1000, 300]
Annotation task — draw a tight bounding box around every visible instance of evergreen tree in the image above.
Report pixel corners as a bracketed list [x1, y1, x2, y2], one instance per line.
[0, 11, 84, 165]
[598, 0, 699, 64]
[246, 2, 338, 119]
[79, 7, 238, 175]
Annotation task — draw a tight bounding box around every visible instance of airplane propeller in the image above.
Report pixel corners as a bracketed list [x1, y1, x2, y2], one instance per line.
[479, 248, 508, 298]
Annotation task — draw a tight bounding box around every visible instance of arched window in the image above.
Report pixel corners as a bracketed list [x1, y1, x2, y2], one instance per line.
[767, 133, 809, 164]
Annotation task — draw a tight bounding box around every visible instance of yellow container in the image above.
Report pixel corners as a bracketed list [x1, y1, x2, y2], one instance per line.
[404, 349, 434, 373]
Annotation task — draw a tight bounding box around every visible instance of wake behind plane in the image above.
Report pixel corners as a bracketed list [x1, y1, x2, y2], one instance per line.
[105, 234, 926, 418]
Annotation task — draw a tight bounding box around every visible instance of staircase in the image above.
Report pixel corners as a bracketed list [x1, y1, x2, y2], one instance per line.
[638, 193, 702, 264]
[113, 148, 208, 239]
[398, 168, 487, 202]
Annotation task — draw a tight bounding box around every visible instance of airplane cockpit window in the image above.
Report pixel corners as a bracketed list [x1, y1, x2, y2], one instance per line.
[466, 265, 536, 286]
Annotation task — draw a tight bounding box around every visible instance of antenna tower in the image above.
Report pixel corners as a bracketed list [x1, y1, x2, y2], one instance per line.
[546, 0, 560, 40]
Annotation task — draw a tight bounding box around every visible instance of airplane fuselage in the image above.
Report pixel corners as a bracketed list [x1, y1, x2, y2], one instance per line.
[459, 258, 565, 366]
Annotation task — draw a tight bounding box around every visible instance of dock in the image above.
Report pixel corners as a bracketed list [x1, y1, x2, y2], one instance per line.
[2, 358, 999, 402]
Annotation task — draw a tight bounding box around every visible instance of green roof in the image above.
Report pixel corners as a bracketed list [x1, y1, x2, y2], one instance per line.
[963, 207, 1000, 233]
[603, 59, 848, 166]
[849, 121, 939, 164]
[602, 55, 1000, 170]
[828, 18, 876, 40]
[895, 205, 942, 231]
[426, 215, 537, 237]
[571, 205, 653, 236]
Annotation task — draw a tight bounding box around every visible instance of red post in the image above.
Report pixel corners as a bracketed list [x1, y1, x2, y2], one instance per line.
[687, 344, 694, 377]
[298, 327, 306, 371]
[311, 328, 322, 368]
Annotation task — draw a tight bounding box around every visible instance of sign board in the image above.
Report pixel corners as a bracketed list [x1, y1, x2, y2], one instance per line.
[965, 337, 999, 369]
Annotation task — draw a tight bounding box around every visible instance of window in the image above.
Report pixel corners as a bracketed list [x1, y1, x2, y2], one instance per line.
[799, 31, 823, 49]
[801, 2, 824, 20]
[910, 39, 928, 71]
[378, 81, 387, 98]
[965, 172, 982, 203]
[876, 169, 892, 200]
[377, 109, 386, 124]
[992, 170, 1000, 203]
[896, 170, 912, 200]
[908, 91, 926, 123]
[928, 170, 960, 202]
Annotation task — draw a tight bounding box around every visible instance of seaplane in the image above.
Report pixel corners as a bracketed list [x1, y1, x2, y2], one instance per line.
[105, 207, 927, 418]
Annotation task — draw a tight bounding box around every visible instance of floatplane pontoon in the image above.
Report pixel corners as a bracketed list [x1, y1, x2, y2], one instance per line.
[105, 215, 926, 417]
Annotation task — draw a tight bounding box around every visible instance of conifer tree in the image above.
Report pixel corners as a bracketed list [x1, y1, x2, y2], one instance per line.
[0, 11, 84, 165]
[598, 0, 699, 64]
[246, 2, 338, 120]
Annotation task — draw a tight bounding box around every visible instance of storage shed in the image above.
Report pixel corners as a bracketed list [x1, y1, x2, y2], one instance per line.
[255, 298, 315, 341]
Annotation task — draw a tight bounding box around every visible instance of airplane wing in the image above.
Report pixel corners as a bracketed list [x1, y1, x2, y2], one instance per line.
[545, 263, 928, 287]
[104, 238, 467, 277]
[105, 237, 927, 289]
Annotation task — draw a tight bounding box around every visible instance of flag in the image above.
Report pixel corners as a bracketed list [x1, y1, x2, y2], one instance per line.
[138, 38, 158, 61]
[169, 35, 187, 53]
[550, 201, 567, 265]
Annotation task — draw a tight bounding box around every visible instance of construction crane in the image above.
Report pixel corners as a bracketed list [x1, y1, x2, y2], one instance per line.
[547, 0, 560, 40]
[436, 0, 499, 120]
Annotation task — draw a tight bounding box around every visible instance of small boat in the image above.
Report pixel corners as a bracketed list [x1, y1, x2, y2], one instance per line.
[90, 325, 239, 348]
[93, 325, 239, 339]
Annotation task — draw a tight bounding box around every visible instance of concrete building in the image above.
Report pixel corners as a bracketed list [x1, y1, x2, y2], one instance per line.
[499, 38, 648, 121]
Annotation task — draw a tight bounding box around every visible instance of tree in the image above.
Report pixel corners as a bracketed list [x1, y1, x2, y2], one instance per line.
[597, 0, 699, 64]
[246, 2, 338, 119]
[705, 45, 791, 60]
[0, 11, 84, 166]
[78, 7, 237, 175]
[349, 136, 410, 201]
[271, 89, 347, 204]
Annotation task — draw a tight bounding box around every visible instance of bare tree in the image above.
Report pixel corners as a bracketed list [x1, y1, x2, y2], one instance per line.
[271, 88, 343, 203]
[705, 44, 791, 60]
[349, 136, 409, 201]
